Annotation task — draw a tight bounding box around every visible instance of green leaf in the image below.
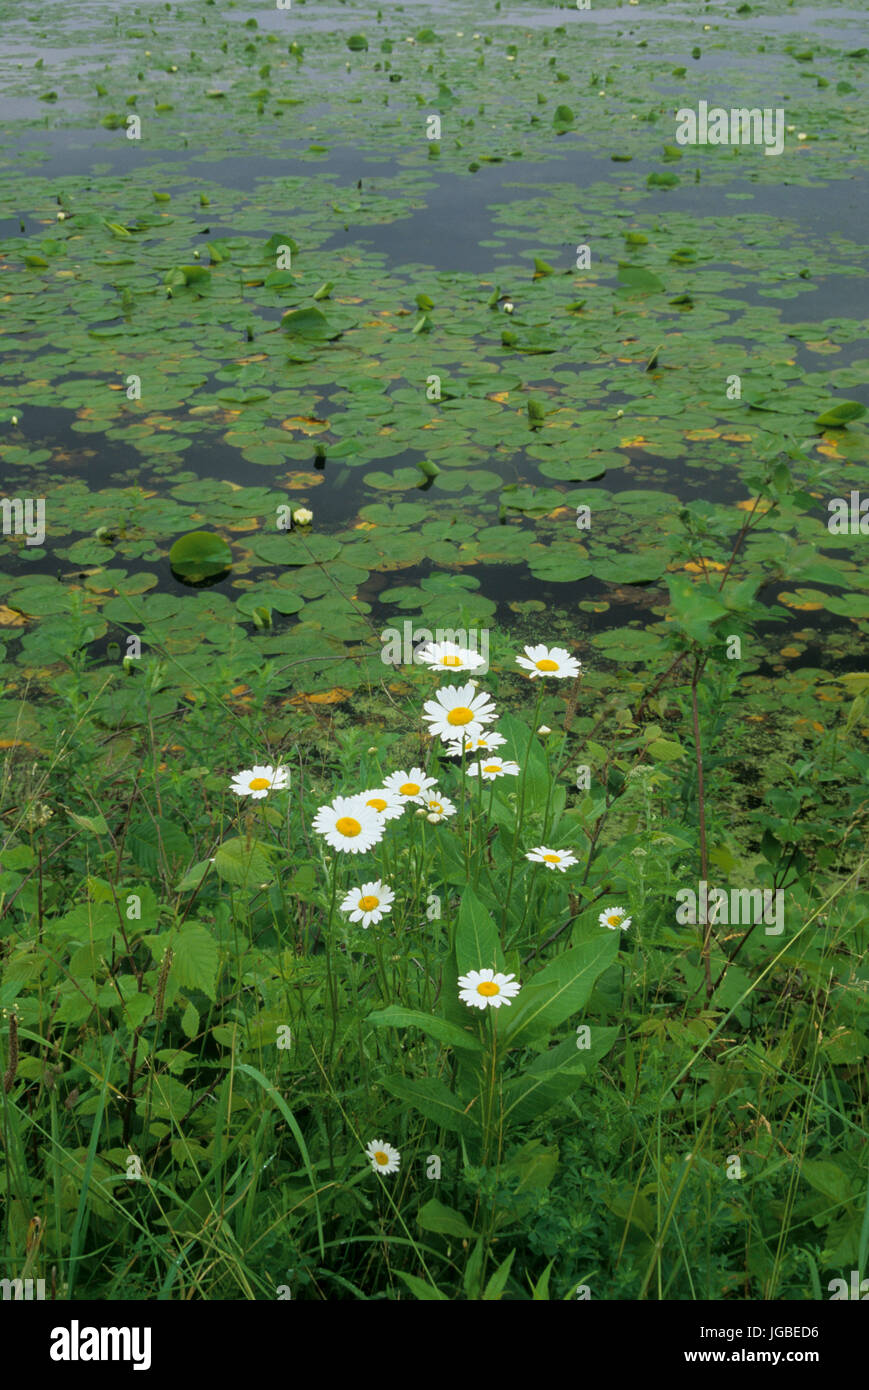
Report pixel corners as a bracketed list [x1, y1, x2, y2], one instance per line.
[168, 530, 232, 581]
[381, 1076, 477, 1136]
[482, 1248, 516, 1300]
[617, 262, 664, 293]
[212, 837, 274, 888]
[165, 264, 211, 287]
[814, 401, 867, 428]
[416, 1198, 475, 1239]
[69, 811, 110, 837]
[281, 306, 332, 338]
[171, 923, 219, 1001]
[393, 1270, 449, 1301]
[367, 1006, 483, 1053]
[123, 992, 154, 1028]
[505, 934, 619, 1046]
[502, 1030, 619, 1121]
[455, 887, 503, 975]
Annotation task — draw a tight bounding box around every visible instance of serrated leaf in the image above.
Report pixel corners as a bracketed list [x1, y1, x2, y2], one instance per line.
[171, 923, 219, 1001]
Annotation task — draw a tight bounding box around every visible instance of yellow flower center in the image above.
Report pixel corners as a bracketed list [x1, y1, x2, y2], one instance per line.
[399, 781, 420, 797]
[374, 1150, 389, 1165]
[608, 914, 621, 926]
[447, 706, 474, 726]
[477, 981, 500, 997]
[440, 654, 462, 666]
[358, 895, 379, 911]
[543, 853, 561, 863]
[366, 797, 387, 811]
[483, 764, 501, 774]
[429, 802, 442, 814]
[249, 777, 270, 790]
[335, 816, 361, 837]
[536, 658, 559, 671]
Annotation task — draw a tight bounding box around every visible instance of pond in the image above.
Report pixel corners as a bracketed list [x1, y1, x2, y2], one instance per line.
[0, 0, 868, 1311]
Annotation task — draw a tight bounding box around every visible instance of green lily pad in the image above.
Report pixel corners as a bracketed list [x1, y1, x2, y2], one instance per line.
[168, 531, 233, 581]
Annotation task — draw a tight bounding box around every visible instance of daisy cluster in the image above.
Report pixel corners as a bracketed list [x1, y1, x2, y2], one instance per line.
[228, 642, 632, 1179]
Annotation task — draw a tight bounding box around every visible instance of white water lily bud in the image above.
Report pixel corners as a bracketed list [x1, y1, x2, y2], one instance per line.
[798, 132, 807, 141]
[503, 301, 514, 313]
[11, 415, 18, 425]
[616, 409, 624, 417]
[57, 211, 66, 220]
[292, 507, 313, 526]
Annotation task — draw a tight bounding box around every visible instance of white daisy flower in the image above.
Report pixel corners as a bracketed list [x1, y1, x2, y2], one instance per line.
[422, 683, 497, 744]
[359, 788, 405, 822]
[382, 768, 439, 804]
[340, 879, 394, 928]
[516, 644, 581, 679]
[466, 757, 520, 781]
[230, 765, 289, 799]
[526, 847, 578, 872]
[443, 729, 508, 757]
[422, 794, 456, 822]
[416, 640, 486, 673]
[458, 968, 521, 1010]
[365, 1139, 400, 1175]
[311, 795, 384, 854]
[599, 906, 632, 931]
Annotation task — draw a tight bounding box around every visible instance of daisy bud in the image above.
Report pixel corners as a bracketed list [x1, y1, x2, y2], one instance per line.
[537, 724, 551, 735]
[416, 808, 428, 817]
[426, 812, 440, 823]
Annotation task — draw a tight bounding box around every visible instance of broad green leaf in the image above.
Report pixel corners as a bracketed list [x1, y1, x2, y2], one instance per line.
[381, 1076, 478, 1137]
[416, 1198, 475, 1239]
[502, 1029, 619, 1120]
[367, 1006, 483, 1053]
[617, 262, 664, 293]
[814, 401, 867, 428]
[69, 811, 110, 837]
[455, 887, 503, 975]
[393, 1270, 448, 1301]
[482, 1247, 516, 1300]
[212, 837, 274, 888]
[171, 923, 219, 1001]
[504, 936, 619, 1046]
[168, 531, 232, 581]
